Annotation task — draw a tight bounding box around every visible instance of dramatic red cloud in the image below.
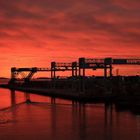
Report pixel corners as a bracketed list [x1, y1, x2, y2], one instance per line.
[0, 0, 139, 77]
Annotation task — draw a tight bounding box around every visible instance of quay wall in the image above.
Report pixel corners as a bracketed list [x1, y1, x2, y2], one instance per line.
[1, 76, 139, 103]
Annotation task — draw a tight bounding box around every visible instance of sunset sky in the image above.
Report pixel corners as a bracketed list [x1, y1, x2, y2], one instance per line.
[0, 0, 140, 77]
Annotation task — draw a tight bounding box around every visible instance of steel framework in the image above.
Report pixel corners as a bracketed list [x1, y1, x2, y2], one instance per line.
[10, 57, 140, 82]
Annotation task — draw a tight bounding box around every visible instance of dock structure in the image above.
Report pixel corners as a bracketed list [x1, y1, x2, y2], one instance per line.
[2, 57, 139, 103]
[51, 61, 78, 79]
[79, 57, 113, 77]
[10, 57, 140, 83]
[11, 67, 51, 83]
[79, 57, 140, 77]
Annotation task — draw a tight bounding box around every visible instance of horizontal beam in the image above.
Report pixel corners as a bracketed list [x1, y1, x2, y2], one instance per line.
[11, 67, 75, 72]
[11, 67, 51, 72]
[112, 59, 140, 65]
[84, 58, 140, 65]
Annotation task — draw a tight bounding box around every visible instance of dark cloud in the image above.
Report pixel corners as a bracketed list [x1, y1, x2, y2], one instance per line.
[0, 0, 139, 77]
[0, 0, 139, 49]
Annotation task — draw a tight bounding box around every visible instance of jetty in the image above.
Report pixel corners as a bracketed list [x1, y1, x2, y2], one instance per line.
[0, 57, 140, 105]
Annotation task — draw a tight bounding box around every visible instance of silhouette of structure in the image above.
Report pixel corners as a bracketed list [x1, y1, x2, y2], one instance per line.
[51, 61, 78, 79]
[10, 57, 140, 83]
[11, 67, 51, 82]
[79, 57, 140, 77]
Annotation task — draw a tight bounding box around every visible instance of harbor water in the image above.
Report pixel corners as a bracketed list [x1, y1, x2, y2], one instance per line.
[0, 88, 139, 140]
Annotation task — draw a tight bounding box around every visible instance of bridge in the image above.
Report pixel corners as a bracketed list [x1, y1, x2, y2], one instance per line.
[10, 57, 140, 82]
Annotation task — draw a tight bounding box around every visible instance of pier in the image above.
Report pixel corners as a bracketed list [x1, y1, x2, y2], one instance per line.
[10, 57, 140, 81]
[1, 57, 140, 104]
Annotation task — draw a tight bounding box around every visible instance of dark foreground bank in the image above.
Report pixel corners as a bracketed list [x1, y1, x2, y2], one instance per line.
[0, 76, 140, 110]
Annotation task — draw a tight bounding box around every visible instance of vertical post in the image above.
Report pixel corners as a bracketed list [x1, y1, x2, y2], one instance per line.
[79, 67, 81, 77]
[79, 58, 86, 77]
[51, 69, 53, 79]
[53, 69, 56, 79]
[104, 58, 112, 78]
[79, 58, 86, 93]
[51, 62, 56, 79]
[75, 64, 78, 77]
[109, 64, 112, 77]
[72, 62, 77, 77]
[11, 67, 16, 83]
[104, 64, 107, 78]
[51, 62, 53, 79]
[51, 62, 56, 89]
[72, 67, 74, 77]
[83, 67, 85, 77]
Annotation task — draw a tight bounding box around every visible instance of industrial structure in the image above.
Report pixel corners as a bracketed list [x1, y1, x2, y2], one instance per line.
[10, 57, 140, 83]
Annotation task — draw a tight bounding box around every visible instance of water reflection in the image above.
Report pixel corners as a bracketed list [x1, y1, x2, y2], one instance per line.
[51, 97, 56, 104]
[78, 103, 87, 140]
[24, 92, 31, 104]
[0, 90, 31, 124]
[0, 89, 139, 140]
[10, 90, 16, 107]
[104, 103, 113, 126]
[10, 90, 31, 106]
[104, 103, 113, 140]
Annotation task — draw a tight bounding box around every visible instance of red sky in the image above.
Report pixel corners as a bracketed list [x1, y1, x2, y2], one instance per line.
[0, 0, 140, 77]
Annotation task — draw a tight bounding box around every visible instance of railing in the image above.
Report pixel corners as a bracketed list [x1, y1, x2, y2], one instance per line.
[85, 58, 104, 64]
[85, 58, 140, 65]
[112, 59, 140, 65]
[55, 63, 72, 67]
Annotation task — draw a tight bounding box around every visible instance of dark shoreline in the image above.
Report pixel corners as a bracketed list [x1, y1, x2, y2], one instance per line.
[0, 75, 139, 113]
[0, 84, 139, 106]
[0, 84, 116, 103]
[0, 84, 140, 114]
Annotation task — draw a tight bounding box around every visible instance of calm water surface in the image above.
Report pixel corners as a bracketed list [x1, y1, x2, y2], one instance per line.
[0, 88, 139, 140]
